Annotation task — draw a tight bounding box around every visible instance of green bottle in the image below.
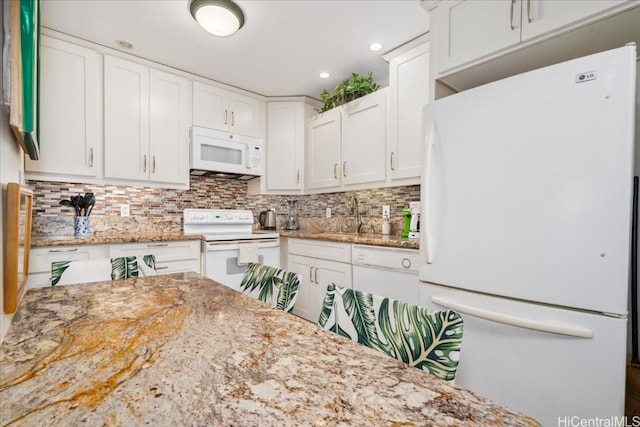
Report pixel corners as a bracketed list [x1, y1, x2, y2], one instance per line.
[402, 208, 412, 238]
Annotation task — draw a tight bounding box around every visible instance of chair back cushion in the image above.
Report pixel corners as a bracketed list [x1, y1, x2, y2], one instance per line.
[318, 283, 463, 382]
[51, 255, 156, 286]
[239, 263, 301, 313]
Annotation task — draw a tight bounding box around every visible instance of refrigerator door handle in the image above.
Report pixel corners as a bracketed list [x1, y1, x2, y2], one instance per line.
[431, 295, 595, 338]
[422, 121, 436, 264]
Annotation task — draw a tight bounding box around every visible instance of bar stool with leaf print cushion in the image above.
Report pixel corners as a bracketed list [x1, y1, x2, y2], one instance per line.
[239, 262, 301, 313]
[318, 283, 464, 382]
[51, 255, 157, 286]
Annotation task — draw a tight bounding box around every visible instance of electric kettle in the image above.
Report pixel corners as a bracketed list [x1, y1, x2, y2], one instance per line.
[259, 209, 277, 230]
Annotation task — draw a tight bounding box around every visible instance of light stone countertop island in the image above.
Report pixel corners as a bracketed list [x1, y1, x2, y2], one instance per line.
[0, 273, 539, 426]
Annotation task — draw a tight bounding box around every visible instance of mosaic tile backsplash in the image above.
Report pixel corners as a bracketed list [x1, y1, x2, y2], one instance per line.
[28, 176, 420, 236]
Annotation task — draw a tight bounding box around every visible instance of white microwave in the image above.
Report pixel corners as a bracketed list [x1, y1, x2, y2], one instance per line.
[190, 126, 263, 179]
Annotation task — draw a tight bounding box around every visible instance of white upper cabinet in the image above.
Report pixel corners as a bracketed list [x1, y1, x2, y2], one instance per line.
[148, 69, 191, 186]
[306, 89, 387, 192]
[307, 108, 342, 191]
[192, 81, 262, 137]
[521, 0, 631, 41]
[104, 55, 190, 187]
[434, 0, 633, 74]
[26, 36, 101, 179]
[266, 101, 309, 192]
[104, 56, 150, 181]
[386, 40, 430, 182]
[341, 89, 387, 186]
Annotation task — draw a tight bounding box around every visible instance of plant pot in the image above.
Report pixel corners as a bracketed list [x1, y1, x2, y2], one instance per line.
[74, 217, 90, 237]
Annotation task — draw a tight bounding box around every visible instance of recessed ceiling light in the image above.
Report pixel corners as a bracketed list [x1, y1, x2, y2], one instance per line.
[116, 40, 134, 49]
[369, 43, 383, 52]
[319, 72, 330, 79]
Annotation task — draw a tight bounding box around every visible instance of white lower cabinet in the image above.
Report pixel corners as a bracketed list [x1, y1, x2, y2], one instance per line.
[109, 240, 201, 275]
[26, 240, 201, 288]
[27, 245, 109, 288]
[287, 239, 352, 323]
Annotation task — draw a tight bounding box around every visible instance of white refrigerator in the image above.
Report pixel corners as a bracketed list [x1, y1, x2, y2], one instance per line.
[418, 44, 636, 425]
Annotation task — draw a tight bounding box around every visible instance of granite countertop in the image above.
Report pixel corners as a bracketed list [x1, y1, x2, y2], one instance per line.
[279, 230, 420, 249]
[31, 232, 203, 248]
[0, 272, 539, 426]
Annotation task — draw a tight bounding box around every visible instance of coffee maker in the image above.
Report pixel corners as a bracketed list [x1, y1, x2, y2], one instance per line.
[408, 201, 420, 239]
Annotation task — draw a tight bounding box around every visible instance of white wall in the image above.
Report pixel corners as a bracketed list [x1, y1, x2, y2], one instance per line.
[1, 2, 26, 343]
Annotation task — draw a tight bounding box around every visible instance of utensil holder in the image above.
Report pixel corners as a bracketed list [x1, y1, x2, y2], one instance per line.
[74, 217, 90, 236]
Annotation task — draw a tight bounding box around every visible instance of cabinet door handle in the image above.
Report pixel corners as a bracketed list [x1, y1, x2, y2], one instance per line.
[89, 148, 94, 168]
[527, 0, 532, 23]
[309, 266, 314, 282]
[390, 152, 395, 171]
[296, 169, 300, 184]
[143, 154, 147, 172]
[333, 163, 338, 179]
[510, 0, 516, 30]
[343, 161, 347, 178]
[152, 155, 156, 174]
[224, 109, 228, 125]
[231, 111, 235, 127]
[48, 248, 79, 253]
[314, 267, 319, 284]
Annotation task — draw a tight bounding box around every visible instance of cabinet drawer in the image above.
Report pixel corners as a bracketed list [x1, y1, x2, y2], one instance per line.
[352, 244, 419, 273]
[109, 240, 201, 262]
[29, 245, 109, 274]
[288, 239, 351, 263]
[153, 259, 201, 275]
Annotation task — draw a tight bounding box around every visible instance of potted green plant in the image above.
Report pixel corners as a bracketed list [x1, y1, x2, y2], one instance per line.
[319, 72, 380, 113]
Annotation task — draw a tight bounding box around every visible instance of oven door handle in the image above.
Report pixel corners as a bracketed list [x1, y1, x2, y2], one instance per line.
[205, 239, 279, 251]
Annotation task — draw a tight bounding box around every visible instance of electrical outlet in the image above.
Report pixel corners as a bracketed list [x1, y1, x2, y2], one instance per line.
[326, 207, 332, 218]
[382, 205, 390, 218]
[120, 204, 130, 217]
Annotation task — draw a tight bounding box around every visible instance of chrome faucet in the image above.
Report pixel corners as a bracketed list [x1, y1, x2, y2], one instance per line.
[350, 194, 362, 234]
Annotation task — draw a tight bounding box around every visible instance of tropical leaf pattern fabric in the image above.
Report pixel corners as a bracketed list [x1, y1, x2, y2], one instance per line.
[51, 255, 157, 286]
[319, 283, 464, 382]
[239, 263, 301, 313]
[142, 255, 156, 270]
[111, 256, 139, 280]
[51, 261, 72, 286]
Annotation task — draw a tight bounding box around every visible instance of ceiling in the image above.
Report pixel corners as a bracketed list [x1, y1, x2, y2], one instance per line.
[41, 0, 430, 100]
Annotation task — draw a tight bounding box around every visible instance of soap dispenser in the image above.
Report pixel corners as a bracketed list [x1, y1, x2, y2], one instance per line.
[382, 214, 390, 235]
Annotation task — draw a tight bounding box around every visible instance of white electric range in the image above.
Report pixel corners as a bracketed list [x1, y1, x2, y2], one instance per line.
[183, 209, 280, 291]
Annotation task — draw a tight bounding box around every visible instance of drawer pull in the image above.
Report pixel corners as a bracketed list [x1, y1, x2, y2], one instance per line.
[155, 266, 169, 270]
[147, 243, 169, 247]
[48, 248, 79, 253]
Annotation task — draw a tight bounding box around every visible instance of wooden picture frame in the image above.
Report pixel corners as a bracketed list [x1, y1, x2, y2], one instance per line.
[4, 183, 34, 314]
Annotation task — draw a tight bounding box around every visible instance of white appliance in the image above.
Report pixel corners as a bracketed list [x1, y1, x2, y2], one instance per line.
[190, 126, 263, 179]
[352, 245, 420, 303]
[184, 209, 279, 291]
[418, 45, 636, 424]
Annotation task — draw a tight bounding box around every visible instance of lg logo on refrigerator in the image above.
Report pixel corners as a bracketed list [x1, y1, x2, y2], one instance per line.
[576, 71, 597, 83]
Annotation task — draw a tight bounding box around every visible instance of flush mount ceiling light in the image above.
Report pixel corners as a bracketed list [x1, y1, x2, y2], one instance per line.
[189, 0, 245, 37]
